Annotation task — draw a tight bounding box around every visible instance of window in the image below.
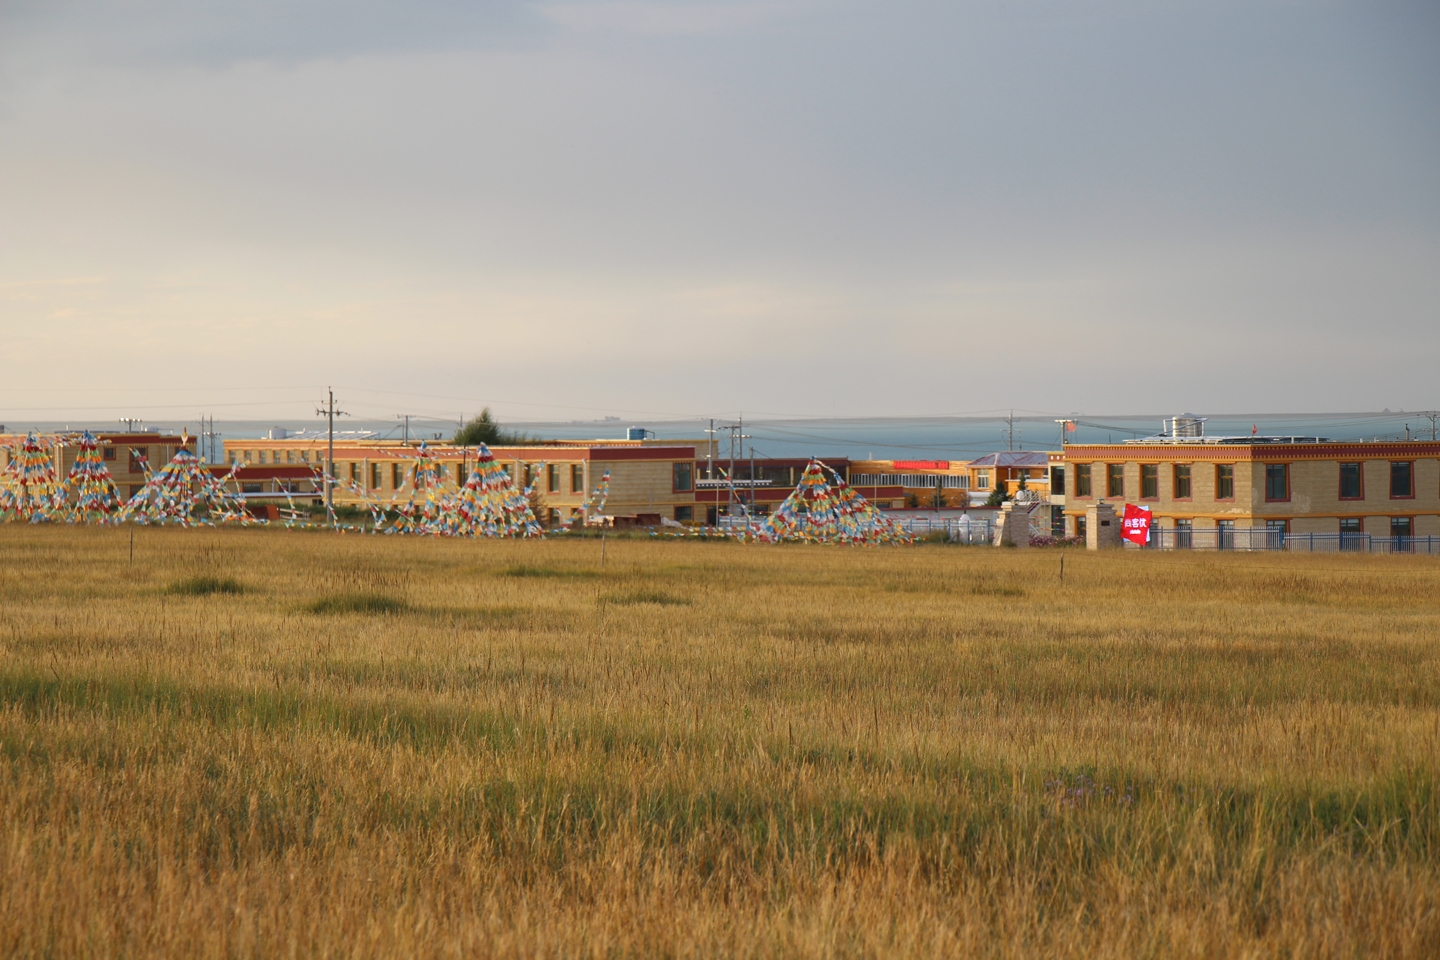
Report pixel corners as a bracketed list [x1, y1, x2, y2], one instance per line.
[284, 450, 293, 464]
[300, 450, 310, 463]
[1216, 464, 1234, 500]
[1076, 516, 1087, 541]
[1174, 518, 1193, 549]
[1075, 464, 1091, 497]
[1107, 463, 1124, 498]
[103, 446, 116, 461]
[456, 464, 468, 487]
[1339, 463, 1363, 500]
[1391, 517, 1413, 538]
[227, 451, 236, 465]
[1390, 461, 1413, 498]
[1050, 506, 1065, 538]
[392, 463, 404, 489]
[1050, 466, 1065, 492]
[1266, 519, 1288, 547]
[1265, 463, 1289, 502]
[371, 464, 382, 489]
[349, 463, 360, 483]
[241, 483, 262, 494]
[1217, 519, 1235, 550]
[1173, 464, 1191, 499]
[128, 447, 148, 474]
[548, 464, 561, 493]
[977, 471, 990, 490]
[1141, 464, 1159, 499]
[571, 464, 585, 494]
[1339, 517, 1363, 551]
[129, 484, 145, 499]
[258, 450, 267, 465]
[673, 461, 693, 492]
[675, 505, 694, 522]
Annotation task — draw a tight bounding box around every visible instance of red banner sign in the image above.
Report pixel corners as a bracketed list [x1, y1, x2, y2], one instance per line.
[1121, 503, 1152, 545]
[893, 460, 949, 471]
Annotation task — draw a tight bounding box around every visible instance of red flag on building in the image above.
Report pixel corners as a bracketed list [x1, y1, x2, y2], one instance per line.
[1121, 503, 1151, 546]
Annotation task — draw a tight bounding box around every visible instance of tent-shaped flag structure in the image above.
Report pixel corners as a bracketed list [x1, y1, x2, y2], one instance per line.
[61, 431, 122, 524]
[388, 442, 453, 535]
[333, 442, 543, 537]
[757, 459, 912, 544]
[0, 432, 63, 523]
[118, 445, 253, 526]
[448, 443, 543, 538]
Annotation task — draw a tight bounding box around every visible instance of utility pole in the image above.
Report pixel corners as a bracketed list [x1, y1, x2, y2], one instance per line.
[749, 444, 756, 516]
[1004, 410, 1016, 452]
[316, 388, 348, 523]
[705, 418, 717, 479]
[1425, 411, 1439, 441]
[397, 414, 412, 445]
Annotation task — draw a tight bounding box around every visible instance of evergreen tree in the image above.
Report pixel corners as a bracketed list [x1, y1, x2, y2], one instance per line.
[454, 408, 531, 446]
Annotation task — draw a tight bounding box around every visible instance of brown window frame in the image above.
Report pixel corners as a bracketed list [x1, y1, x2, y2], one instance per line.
[571, 463, 585, 494]
[1338, 462, 1364, 501]
[1106, 463, 1124, 499]
[1264, 463, 1290, 503]
[547, 464, 561, 494]
[1172, 463, 1192, 500]
[1140, 463, 1159, 500]
[1215, 464, 1235, 501]
[1074, 463, 1091, 498]
[1390, 461, 1415, 500]
[672, 461, 694, 493]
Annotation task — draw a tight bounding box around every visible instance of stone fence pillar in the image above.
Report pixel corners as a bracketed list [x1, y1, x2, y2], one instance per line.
[1086, 501, 1121, 550]
[995, 501, 1032, 548]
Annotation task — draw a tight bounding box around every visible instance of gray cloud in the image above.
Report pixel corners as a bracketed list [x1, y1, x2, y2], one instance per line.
[0, 0, 1437, 416]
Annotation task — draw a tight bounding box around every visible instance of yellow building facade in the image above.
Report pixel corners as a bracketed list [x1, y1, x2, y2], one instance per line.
[1058, 440, 1440, 540]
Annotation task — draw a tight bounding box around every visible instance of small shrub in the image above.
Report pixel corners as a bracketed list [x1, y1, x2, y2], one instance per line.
[167, 575, 244, 596]
[604, 590, 689, 606]
[305, 593, 410, 615]
[502, 565, 598, 579]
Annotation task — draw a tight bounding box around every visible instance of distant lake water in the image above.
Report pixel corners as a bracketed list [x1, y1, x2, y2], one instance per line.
[12, 412, 1434, 463]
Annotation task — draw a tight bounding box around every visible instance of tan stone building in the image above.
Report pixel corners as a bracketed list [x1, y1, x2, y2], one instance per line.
[1057, 437, 1440, 544]
[220, 437, 704, 525]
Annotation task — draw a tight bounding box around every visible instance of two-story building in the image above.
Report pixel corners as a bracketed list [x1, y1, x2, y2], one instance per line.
[1058, 426, 1440, 544]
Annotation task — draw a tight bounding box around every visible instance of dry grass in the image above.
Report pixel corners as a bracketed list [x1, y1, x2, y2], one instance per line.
[0, 525, 1437, 958]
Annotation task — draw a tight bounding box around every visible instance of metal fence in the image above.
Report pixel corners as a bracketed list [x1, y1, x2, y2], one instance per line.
[1142, 528, 1440, 554]
[893, 515, 996, 543]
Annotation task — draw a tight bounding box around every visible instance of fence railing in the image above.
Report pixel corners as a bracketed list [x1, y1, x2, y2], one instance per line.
[1141, 529, 1440, 554]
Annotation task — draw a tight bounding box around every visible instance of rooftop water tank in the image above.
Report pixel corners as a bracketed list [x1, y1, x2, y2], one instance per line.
[627, 426, 652, 441]
[1165, 415, 1205, 438]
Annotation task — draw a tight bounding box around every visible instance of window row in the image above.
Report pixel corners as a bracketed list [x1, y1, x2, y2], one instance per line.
[1070, 461, 1424, 501]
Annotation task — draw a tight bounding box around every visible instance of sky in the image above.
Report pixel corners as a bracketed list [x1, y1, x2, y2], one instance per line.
[2, 0, 1437, 424]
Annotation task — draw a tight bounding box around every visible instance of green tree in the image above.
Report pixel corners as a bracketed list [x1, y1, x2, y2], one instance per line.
[985, 478, 1010, 507]
[454, 408, 532, 446]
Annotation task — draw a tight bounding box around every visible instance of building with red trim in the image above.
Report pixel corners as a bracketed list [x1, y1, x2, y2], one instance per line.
[1056, 433, 1440, 541]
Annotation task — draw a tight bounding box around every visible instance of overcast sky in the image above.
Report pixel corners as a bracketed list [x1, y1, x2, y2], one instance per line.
[2, 0, 1437, 423]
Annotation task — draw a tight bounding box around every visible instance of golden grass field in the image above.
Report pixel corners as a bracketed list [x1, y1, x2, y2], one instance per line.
[1, 525, 1437, 958]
